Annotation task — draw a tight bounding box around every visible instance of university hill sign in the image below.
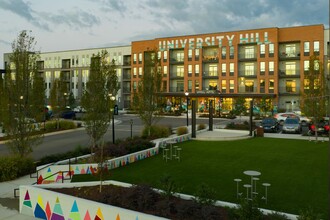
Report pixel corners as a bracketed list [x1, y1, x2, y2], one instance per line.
[158, 32, 271, 51]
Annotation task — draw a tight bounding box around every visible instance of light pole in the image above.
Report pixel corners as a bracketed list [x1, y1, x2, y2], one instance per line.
[185, 91, 189, 127]
[109, 94, 116, 144]
[130, 119, 133, 139]
[64, 92, 67, 108]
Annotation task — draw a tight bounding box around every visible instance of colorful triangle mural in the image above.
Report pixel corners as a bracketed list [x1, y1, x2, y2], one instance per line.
[34, 195, 46, 219]
[51, 197, 65, 220]
[94, 207, 104, 220]
[84, 210, 91, 220]
[68, 200, 81, 220]
[46, 201, 52, 220]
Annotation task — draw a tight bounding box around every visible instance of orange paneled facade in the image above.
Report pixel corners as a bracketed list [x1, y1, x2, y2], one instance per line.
[131, 24, 324, 113]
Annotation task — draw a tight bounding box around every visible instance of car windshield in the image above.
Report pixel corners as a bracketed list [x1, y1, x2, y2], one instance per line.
[285, 119, 299, 124]
[263, 119, 274, 124]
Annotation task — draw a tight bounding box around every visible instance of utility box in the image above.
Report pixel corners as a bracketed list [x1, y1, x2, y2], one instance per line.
[256, 127, 264, 137]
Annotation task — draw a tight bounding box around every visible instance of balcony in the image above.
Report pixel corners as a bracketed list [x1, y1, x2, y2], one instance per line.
[238, 52, 257, 61]
[170, 87, 185, 92]
[123, 72, 131, 80]
[279, 86, 300, 95]
[238, 70, 257, 77]
[238, 86, 258, 93]
[170, 73, 184, 79]
[122, 87, 131, 93]
[202, 71, 218, 78]
[279, 52, 300, 60]
[278, 70, 300, 78]
[202, 55, 219, 63]
[170, 57, 184, 64]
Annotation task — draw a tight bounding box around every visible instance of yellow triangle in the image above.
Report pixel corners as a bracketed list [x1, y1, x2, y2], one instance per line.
[116, 214, 120, 220]
[96, 207, 104, 220]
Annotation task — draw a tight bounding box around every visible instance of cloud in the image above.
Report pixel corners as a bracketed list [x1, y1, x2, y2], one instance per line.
[0, 0, 50, 30]
[0, 39, 11, 46]
[39, 9, 101, 30]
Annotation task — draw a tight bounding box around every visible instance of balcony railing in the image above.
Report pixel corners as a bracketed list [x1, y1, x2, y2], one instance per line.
[169, 87, 185, 92]
[279, 86, 300, 95]
[238, 52, 257, 60]
[279, 52, 300, 60]
[202, 71, 218, 78]
[238, 70, 257, 77]
[278, 70, 300, 78]
[170, 73, 184, 78]
[170, 58, 184, 64]
[202, 55, 219, 62]
[238, 86, 258, 93]
[123, 73, 131, 80]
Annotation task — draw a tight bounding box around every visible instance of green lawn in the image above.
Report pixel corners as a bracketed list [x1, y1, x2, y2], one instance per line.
[99, 138, 329, 217]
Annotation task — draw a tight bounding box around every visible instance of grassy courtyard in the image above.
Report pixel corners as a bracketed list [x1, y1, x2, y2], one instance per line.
[100, 138, 328, 217]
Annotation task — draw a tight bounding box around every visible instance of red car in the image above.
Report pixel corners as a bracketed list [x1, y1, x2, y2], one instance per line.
[309, 120, 329, 135]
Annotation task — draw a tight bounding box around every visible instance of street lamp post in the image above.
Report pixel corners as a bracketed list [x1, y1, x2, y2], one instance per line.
[109, 94, 116, 144]
[185, 91, 189, 127]
[64, 92, 67, 108]
[130, 119, 133, 139]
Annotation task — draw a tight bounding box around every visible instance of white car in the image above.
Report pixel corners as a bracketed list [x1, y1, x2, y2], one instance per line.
[73, 106, 86, 113]
[274, 112, 310, 125]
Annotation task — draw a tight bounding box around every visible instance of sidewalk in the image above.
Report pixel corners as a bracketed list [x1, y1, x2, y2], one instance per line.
[0, 175, 37, 219]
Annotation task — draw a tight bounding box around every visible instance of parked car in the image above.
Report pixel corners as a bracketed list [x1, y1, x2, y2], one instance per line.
[282, 117, 301, 134]
[73, 106, 86, 113]
[274, 112, 310, 125]
[260, 117, 279, 133]
[309, 119, 329, 135]
[61, 110, 76, 120]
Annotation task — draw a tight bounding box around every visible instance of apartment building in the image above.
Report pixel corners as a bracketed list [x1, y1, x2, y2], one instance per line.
[4, 46, 131, 109]
[2, 24, 329, 113]
[131, 24, 328, 112]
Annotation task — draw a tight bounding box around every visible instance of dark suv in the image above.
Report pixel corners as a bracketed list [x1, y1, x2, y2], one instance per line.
[261, 118, 279, 133]
[61, 110, 76, 120]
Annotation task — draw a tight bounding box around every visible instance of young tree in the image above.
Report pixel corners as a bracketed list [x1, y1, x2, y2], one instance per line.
[2, 30, 45, 157]
[49, 77, 67, 129]
[133, 49, 162, 136]
[81, 50, 119, 153]
[259, 96, 273, 116]
[232, 96, 247, 121]
[301, 55, 326, 140]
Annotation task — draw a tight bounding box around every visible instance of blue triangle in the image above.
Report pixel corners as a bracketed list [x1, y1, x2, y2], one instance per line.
[47, 167, 51, 172]
[71, 200, 79, 212]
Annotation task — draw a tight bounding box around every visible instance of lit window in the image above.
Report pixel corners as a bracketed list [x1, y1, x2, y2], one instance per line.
[314, 41, 320, 53]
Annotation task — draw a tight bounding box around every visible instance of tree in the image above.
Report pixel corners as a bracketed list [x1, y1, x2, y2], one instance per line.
[301, 55, 327, 140]
[232, 97, 247, 121]
[49, 76, 67, 129]
[1, 30, 45, 157]
[133, 49, 162, 136]
[259, 96, 273, 116]
[81, 50, 119, 153]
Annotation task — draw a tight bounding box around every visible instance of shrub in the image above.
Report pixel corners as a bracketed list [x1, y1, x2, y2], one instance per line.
[297, 207, 322, 220]
[158, 174, 178, 199]
[141, 125, 171, 139]
[59, 120, 77, 130]
[193, 182, 217, 205]
[0, 156, 35, 182]
[197, 124, 206, 130]
[176, 126, 188, 136]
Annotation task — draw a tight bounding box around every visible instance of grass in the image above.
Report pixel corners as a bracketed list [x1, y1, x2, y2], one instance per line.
[75, 138, 329, 218]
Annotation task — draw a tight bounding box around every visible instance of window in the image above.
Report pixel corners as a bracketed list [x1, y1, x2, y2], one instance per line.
[245, 80, 254, 92]
[260, 79, 265, 93]
[138, 53, 142, 64]
[221, 63, 226, 76]
[163, 66, 168, 77]
[229, 80, 235, 93]
[188, 49, 193, 61]
[285, 62, 296, 75]
[260, 44, 265, 57]
[209, 65, 218, 76]
[221, 80, 226, 93]
[133, 81, 137, 91]
[177, 81, 184, 92]
[260, 62, 265, 75]
[177, 52, 184, 62]
[229, 46, 234, 59]
[269, 43, 274, 57]
[138, 67, 142, 77]
[209, 80, 217, 90]
[195, 64, 200, 76]
[195, 49, 200, 60]
[314, 41, 320, 55]
[163, 51, 168, 62]
[304, 42, 310, 56]
[221, 47, 226, 59]
[133, 54, 137, 64]
[304, 60, 309, 72]
[188, 80, 192, 92]
[195, 80, 200, 90]
[157, 51, 161, 61]
[285, 44, 296, 57]
[304, 79, 310, 90]
[188, 65, 192, 76]
[286, 80, 296, 93]
[269, 61, 274, 75]
[314, 60, 320, 71]
[133, 67, 137, 77]
[177, 66, 184, 77]
[269, 79, 274, 93]
[245, 63, 254, 76]
[245, 46, 254, 59]
[229, 63, 234, 76]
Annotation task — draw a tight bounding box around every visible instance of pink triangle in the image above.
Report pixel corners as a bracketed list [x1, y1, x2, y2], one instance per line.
[24, 190, 30, 200]
[84, 210, 91, 220]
